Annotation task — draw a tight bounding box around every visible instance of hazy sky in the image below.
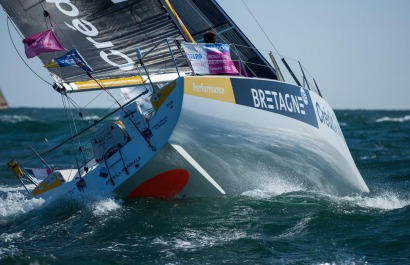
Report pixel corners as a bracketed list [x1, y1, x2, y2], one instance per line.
[0, 0, 409, 109]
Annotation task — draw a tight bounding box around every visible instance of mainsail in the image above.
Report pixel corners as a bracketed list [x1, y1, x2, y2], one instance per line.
[1, 0, 277, 92]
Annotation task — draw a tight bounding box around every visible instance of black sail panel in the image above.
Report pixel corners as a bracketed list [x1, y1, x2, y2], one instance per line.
[1, 0, 277, 85]
[0, 0, 185, 83]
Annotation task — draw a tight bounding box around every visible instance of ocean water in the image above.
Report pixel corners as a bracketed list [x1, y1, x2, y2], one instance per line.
[0, 109, 409, 264]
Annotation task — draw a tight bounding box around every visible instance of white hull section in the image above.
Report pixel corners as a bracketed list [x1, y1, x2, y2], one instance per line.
[116, 76, 368, 197]
[30, 79, 185, 200]
[168, 76, 369, 196]
[25, 76, 368, 201]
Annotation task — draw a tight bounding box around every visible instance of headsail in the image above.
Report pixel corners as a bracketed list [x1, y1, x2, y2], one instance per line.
[1, 0, 277, 92]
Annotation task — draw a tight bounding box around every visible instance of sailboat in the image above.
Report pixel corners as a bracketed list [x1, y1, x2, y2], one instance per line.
[2, 0, 369, 200]
[0, 88, 8, 109]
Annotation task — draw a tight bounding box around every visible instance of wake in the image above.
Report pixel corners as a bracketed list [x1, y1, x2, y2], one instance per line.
[241, 180, 410, 211]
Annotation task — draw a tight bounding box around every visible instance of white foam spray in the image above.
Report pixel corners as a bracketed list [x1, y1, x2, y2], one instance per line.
[0, 187, 44, 217]
[91, 198, 122, 216]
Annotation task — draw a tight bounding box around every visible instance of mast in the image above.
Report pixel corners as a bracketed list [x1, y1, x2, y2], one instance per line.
[161, 0, 195, 43]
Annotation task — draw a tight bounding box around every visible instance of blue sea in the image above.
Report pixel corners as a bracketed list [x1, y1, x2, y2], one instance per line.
[0, 109, 409, 264]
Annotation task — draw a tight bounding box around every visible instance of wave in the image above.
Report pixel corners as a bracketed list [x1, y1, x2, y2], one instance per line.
[0, 184, 123, 219]
[83, 115, 101, 121]
[0, 190, 45, 218]
[0, 185, 31, 193]
[0, 114, 34, 124]
[150, 228, 247, 251]
[241, 178, 305, 198]
[277, 215, 312, 239]
[341, 192, 410, 210]
[241, 183, 410, 211]
[376, 115, 410, 123]
[359, 155, 376, 160]
[91, 198, 122, 216]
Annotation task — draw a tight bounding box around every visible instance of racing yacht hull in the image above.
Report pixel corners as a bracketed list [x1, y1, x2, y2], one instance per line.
[115, 76, 369, 198]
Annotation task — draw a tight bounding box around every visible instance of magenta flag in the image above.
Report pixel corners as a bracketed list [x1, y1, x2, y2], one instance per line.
[22, 29, 66, 58]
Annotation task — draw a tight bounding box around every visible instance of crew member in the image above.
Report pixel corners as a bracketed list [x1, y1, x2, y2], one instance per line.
[203, 31, 216, 44]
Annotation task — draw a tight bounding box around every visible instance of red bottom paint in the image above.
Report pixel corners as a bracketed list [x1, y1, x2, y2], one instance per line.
[128, 169, 189, 198]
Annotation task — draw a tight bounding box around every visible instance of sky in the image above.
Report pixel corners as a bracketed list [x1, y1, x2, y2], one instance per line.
[0, 0, 409, 109]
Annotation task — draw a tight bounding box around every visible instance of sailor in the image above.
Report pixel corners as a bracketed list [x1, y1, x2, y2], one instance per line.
[203, 31, 217, 44]
[203, 31, 247, 76]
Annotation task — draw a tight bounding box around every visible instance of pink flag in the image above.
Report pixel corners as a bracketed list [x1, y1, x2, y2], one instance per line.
[22, 29, 66, 58]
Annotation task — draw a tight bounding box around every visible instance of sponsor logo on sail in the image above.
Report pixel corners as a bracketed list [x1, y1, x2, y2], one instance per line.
[46, 0, 135, 71]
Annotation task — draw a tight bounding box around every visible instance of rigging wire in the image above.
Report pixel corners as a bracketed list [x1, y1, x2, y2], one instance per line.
[37, 1, 73, 47]
[34, 3, 124, 123]
[39, 0, 50, 28]
[6, 17, 53, 86]
[241, 0, 282, 58]
[240, 1, 319, 88]
[184, 0, 230, 44]
[61, 94, 81, 174]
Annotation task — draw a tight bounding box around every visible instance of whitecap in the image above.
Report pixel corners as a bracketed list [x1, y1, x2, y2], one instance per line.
[343, 192, 410, 210]
[0, 191, 44, 217]
[82, 115, 101, 121]
[0, 185, 30, 193]
[376, 115, 410, 123]
[0, 114, 34, 123]
[0, 231, 23, 243]
[242, 178, 305, 199]
[152, 229, 247, 251]
[359, 154, 376, 160]
[91, 198, 122, 216]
